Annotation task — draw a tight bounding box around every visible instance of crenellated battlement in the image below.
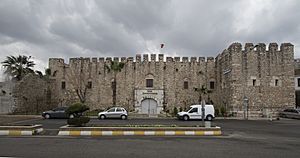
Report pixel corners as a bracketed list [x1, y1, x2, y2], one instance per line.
[49, 43, 293, 70]
[49, 55, 218, 67]
[218, 43, 294, 57]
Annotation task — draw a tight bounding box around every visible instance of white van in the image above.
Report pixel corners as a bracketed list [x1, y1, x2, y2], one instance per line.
[177, 105, 215, 121]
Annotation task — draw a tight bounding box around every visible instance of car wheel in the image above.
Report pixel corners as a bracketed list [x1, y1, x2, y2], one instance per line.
[69, 114, 75, 119]
[206, 115, 213, 121]
[44, 114, 50, 119]
[99, 115, 106, 120]
[183, 115, 189, 121]
[121, 115, 127, 120]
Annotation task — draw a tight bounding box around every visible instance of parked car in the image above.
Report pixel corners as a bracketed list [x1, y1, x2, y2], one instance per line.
[177, 105, 215, 121]
[98, 107, 128, 120]
[42, 107, 75, 119]
[279, 108, 300, 119]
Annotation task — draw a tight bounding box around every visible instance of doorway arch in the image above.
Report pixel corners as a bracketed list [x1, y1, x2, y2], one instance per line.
[141, 98, 158, 114]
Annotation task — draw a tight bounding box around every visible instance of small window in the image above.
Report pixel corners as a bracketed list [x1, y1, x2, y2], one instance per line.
[184, 81, 189, 89]
[53, 70, 57, 77]
[146, 79, 153, 88]
[252, 79, 256, 86]
[275, 79, 279, 87]
[87, 81, 92, 89]
[298, 78, 300, 87]
[116, 108, 122, 112]
[61, 81, 66, 89]
[210, 81, 215, 89]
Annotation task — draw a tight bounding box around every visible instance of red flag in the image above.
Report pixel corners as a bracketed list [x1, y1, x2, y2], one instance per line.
[160, 43, 164, 48]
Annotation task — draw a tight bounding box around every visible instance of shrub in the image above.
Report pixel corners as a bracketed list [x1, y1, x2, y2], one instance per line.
[215, 108, 220, 117]
[66, 103, 90, 126]
[220, 106, 226, 117]
[67, 117, 90, 127]
[172, 107, 178, 117]
[179, 107, 183, 112]
[66, 102, 89, 117]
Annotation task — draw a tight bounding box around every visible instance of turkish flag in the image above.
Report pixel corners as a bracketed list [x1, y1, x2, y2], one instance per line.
[160, 44, 164, 48]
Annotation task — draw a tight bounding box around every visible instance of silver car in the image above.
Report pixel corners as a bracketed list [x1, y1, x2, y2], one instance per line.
[279, 108, 300, 119]
[98, 107, 128, 120]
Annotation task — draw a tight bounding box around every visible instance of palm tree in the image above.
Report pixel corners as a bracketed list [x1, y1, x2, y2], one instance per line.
[1, 55, 35, 81]
[106, 61, 124, 105]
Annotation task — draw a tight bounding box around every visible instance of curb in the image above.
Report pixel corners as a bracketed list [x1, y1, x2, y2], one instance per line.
[58, 126, 222, 136]
[0, 125, 43, 136]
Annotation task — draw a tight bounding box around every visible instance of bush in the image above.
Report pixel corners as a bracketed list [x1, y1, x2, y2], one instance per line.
[179, 107, 183, 112]
[67, 117, 90, 127]
[220, 106, 226, 117]
[215, 108, 220, 117]
[66, 102, 89, 116]
[172, 107, 178, 117]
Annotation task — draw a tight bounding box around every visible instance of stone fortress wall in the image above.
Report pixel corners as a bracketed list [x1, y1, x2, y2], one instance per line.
[215, 43, 295, 117]
[48, 42, 295, 116]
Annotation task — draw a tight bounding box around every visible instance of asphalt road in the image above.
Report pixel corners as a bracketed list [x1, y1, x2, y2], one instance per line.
[0, 118, 299, 158]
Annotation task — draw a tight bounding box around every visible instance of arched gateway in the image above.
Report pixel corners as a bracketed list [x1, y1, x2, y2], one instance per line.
[135, 89, 164, 115]
[141, 98, 158, 114]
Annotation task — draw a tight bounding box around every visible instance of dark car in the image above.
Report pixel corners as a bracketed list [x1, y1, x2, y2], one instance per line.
[42, 107, 75, 119]
[279, 108, 300, 119]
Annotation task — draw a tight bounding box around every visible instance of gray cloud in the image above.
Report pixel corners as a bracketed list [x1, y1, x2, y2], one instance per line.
[0, 0, 300, 81]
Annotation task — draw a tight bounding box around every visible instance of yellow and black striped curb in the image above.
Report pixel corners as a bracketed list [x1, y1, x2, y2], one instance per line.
[58, 126, 222, 136]
[0, 125, 43, 136]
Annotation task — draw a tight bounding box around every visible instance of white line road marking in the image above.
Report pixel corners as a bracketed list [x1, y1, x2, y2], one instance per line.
[144, 131, 155, 135]
[185, 131, 195, 135]
[123, 131, 134, 135]
[80, 131, 91, 136]
[204, 131, 214, 135]
[0, 130, 9, 135]
[165, 131, 175, 135]
[58, 131, 69, 136]
[21, 131, 32, 135]
[102, 131, 113, 136]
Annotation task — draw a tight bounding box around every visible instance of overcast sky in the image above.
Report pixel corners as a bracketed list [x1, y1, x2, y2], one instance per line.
[0, 0, 300, 80]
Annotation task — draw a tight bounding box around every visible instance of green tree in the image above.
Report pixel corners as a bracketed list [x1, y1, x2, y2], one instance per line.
[1, 55, 35, 81]
[194, 85, 212, 104]
[106, 61, 124, 105]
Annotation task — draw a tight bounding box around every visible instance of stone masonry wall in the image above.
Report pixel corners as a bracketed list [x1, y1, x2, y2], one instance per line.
[48, 42, 295, 117]
[215, 43, 295, 117]
[49, 55, 215, 112]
